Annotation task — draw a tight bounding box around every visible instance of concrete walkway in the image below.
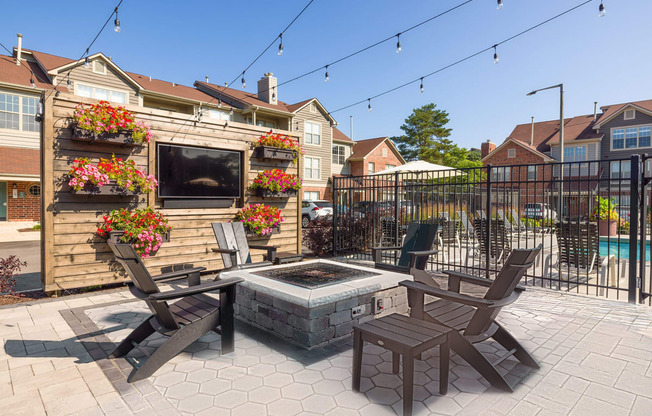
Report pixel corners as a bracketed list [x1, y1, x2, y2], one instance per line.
[0, 222, 40, 243]
[0, 240, 41, 292]
[0, 283, 651, 416]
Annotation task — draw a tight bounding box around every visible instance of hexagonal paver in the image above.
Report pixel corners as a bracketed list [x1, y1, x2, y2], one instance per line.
[218, 366, 247, 380]
[166, 381, 199, 399]
[261, 353, 287, 365]
[267, 397, 303, 416]
[246, 346, 274, 357]
[301, 394, 336, 413]
[280, 382, 313, 400]
[312, 379, 345, 396]
[329, 356, 351, 368]
[249, 386, 282, 404]
[335, 390, 370, 410]
[322, 367, 351, 381]
[232, 355, 260, 367]
[365, 386, 400, 406]
[177, 393, 213, 413]
[371, 373, 402, 389]
[214, 390, 248, 409]
[325, 408, 360, 416]
[187, 368, 218, 383]
[199, 378, 232, 395]
[248, 363, 276, 377]
[452, 377, 488, 394]
[232, 375, 263, 391]
[423, 396, 463, 415]
[231, 402, 266, 416]
[153, 371, 186, 388]
[263, 372, 294, 388]
[293, 369, 323, 384]
[276, 360, 304, 374]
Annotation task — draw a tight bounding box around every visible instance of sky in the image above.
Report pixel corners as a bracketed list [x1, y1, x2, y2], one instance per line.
[2, 0, 651, 150]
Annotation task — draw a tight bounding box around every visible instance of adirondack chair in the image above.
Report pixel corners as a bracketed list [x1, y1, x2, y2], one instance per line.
[108, 243, 243, 382]
[372, 221, 440, 285]
[400, 245, 542, 391]
[457, 210, 475, 240]
[212, 222, 277, 271]
[472, 218, 512, 264]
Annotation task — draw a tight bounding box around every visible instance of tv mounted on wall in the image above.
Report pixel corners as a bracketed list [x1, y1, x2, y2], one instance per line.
[157, 143, 242, 200]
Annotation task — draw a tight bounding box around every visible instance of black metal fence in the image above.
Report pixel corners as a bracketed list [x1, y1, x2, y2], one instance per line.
[332, 155, 652, 305]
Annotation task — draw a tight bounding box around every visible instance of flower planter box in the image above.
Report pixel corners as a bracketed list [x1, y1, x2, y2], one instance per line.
[71, 182, 140, 196]
[245, 225, 281, 238]
[252, 146, 297, 162]
[71, 126, 144, 147]
[254, 189, 299, 198]
[105, 230, 171, 244]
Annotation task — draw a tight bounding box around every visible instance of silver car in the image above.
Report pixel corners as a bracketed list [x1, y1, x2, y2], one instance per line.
[302, 200, 333, 227]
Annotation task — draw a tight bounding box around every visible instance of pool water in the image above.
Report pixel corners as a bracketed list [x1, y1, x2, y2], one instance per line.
[599, 240, 651, 261]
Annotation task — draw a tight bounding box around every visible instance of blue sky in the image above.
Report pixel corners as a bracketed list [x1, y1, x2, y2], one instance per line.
[2, 0, 650, 149]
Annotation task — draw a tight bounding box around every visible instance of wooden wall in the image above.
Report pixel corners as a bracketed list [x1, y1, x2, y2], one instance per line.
[41, 93, 301, 292]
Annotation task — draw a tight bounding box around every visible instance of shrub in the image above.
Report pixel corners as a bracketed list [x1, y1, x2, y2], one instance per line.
[302, 219, 333, 256]
[234, 204, 283, 236]
[73, 100, 152, 143]
[0, 256, 27, 295]
[32, 224, 41, 231]
[590, 196, 619, 221]
[97, 208, 171, 258]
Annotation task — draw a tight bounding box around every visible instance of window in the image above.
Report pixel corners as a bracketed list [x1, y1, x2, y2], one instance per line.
[309, 102, 317, 113]
[305, 121, 321, 145]
[304, 191, 320, 200]
[611, 161, 631, 179]
[332, 145, 346, 164]
[92, 60, 106, 75]
[76, 83, 127, 104]
[612, 126, 651, 150]
[507, 148, 516, 158]
[490, 166, 511, 182]
[527, 166, 537, 180]
[208, 109, 233, 121]
[368, 162, 375, 174]
[563, 146, 586, 162]
[27, 184, 40, 197]
[0, 92, 39, 132]
[624, 109, 636, 120]
[256, 119, 276, 128]
[386, 164, 396, 170]
[304, 157, 320, 179]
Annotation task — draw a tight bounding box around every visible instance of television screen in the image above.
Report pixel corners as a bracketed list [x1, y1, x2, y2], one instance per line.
[157, 144, 241, 199]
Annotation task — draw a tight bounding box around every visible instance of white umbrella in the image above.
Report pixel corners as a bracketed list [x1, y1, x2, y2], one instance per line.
[371, 160, 463, 177]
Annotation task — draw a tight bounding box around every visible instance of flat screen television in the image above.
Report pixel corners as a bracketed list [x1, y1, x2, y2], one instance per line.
[157, 143, 241, 199]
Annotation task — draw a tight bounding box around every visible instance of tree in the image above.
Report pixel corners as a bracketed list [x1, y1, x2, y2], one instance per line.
[392, 103, 481, 169]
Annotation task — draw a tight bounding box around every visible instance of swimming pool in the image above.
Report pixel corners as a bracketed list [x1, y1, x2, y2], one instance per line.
[599, 240, 651, 261]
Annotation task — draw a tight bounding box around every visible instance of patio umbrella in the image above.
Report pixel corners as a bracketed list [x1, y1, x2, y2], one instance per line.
[371, 160, 463, 177]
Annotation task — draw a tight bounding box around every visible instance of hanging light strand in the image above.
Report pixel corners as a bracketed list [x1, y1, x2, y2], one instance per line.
[493, 45, 499, 64]
[328, 0, 594, 115]
[114, 7, 121, 32]
[0, 41, 39, 89]
[497, 0, 504, 10]
[599, 1, 606, 17]
[396, 33, 401, 53]
[277, 33, 284, 55]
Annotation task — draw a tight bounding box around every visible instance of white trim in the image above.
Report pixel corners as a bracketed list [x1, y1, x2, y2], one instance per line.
[74, 81, 130, 104]
[595, 103, 652, 129]
[624, 109, 635, 120]
[332, 144, 346, 165]
[0, 174, 40, 181]
[481, 137, 554, 163]
[0, 90, 41, 133]
[47, 53, 143, 93]
[609, 125, 652, 151]
[289, 98, 337, 124]
[92, 60, 107, 75]
[304, 156, 321, 180]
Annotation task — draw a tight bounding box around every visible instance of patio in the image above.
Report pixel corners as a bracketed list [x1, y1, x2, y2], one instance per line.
[1, 272, 651, 416]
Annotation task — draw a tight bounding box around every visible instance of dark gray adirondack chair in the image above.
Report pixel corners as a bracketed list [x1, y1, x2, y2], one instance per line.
[108, 243, 243, 382]
[400, 245, 542, 391]
[212, 222, 277, 270]
[372, 222, 440, 284]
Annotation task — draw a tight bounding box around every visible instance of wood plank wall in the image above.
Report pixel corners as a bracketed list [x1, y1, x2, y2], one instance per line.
[41, 93, 301, 291]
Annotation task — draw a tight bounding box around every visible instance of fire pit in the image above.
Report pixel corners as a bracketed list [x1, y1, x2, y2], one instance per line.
[253, 262, 380, 289]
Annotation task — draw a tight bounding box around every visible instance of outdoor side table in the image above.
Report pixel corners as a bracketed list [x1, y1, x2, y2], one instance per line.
[352, 313, 451, 416]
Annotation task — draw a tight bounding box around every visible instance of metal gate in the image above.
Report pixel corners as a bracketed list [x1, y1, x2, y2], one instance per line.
[332, 157, 650, 304]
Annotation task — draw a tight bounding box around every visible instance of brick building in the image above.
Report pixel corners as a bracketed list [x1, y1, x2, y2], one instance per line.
[347, 137, 405, 176]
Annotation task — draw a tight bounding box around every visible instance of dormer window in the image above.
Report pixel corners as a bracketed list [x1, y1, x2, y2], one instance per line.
[92, 60, 107, 75]
[507, 148, 516, 158]
[624, 109, 635, 120]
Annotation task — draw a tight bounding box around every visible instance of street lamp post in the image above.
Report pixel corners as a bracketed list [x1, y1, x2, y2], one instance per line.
[527, 83, 564, 220]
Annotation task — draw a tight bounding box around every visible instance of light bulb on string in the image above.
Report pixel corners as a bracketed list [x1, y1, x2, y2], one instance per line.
[241, 74, 246, 88]
[396, 34, 401, 53]
[229, 107, 234, 116]
[367, 99, 372, 112]
[420, 77, 424, 93]
[272, 87, 276, 101]
[67, 79, 71, 86]
[497, 0, 503, 10]
[218, 97, 222, 108]
[599, 2, 606, 17]
[493, 45, 499, 64]
[84, 57, 90, 68]
[325, 65, 329, 82]
[30, 77, 35, 88]
[114, 8, 120, 32]
[277, 34, 284, 56]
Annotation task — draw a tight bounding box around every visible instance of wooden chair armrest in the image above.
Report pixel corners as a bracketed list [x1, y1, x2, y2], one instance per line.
[399, 280, 494, 308]
[152, 267, 206, 284]
[371, 246, 403, 251]
[443, 269, 492, 292]
[408, 249, 438, 269]
[149, 277, 244, 301]
[212, 248, 239, 254]
[372, 246, 403, 264]
[249, 245, 277, 262]
[238, 261, 273, 270]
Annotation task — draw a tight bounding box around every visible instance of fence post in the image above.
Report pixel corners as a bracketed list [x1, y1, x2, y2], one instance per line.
[629, 154, 640, 304]
[486, 164, 492, 279]
[639, 154, 648, 304]
[394, 172, 400, 245]
[332, 177, 338, 257]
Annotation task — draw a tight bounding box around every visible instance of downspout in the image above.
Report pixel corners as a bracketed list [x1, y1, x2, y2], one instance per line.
[530, 116, 534, 147]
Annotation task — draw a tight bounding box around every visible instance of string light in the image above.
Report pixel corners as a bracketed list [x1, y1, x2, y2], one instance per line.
[497, 0, 503, 10]
[599, 1, 605, 17]
[396, 33, 401, 53]
[229, 107, 234, 116]
[277, 34, 283, 55]
[30, 77, 35, 88]
[272, 87, 276, 101]
[84, 56, 90, 68]
[67, 79, 72, 86]
[324, 65, 329, 82]
[367, 99, 372, 112]
[241, 73, 246, 88]
[493, 45, 499, 64]
[113, 7, 120, 32]
[420, 77, 424, 93]
[218, 97, 222, 108]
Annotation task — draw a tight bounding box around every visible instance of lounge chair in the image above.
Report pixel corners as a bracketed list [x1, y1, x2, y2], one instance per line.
[108, 243, 243, 382]
[457, 210, 475, 240]
[436, 219, 461, 263]
[510, 209, 528, 232]
[473, 218, 512, 264]
[400, 245, 542, 391]
[475, 210, 487, 220]
[372, 221, 440, 285]
[212, 222, 277, 270]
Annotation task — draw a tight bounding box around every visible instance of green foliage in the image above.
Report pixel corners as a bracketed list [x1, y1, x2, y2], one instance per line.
[589, 196, 619, 221]
[31, 224, 41, 231]
[392, 103, 481, 169]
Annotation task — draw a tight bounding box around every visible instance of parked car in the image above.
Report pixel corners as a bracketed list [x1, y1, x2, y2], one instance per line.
[301, 200, 333, 227]
[523, 203, 558, 221]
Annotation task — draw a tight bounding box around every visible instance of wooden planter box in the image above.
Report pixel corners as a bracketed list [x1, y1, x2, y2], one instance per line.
[245, 225, 281, 238]
[71, 126, 144, 147]
[254, 188, 299, 198]
[106, 230, 171, 244]
[71, 182, 140, 196]
[252, 146, 297, 162]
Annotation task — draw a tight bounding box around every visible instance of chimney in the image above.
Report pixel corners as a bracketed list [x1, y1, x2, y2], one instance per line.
[530, 116, 535, 147]
[481, 139, 496, 158]
[16, 33, 22, 66]
[593, 101, 598, 121]
[205, 76, 209, 83]
[257, 73, 277, 104]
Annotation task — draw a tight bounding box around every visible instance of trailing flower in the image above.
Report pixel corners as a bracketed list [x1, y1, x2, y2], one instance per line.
[73, 100, 152, 143]
[67, 155, 157, 193]
[97, 208, 172, 258]
[250, 169, 302, 193]
[589, 196, 619, 221]
[234, 204, 283, 236]
[254, 131, 304, 164]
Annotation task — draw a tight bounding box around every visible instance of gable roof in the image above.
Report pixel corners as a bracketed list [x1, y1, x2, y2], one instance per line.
[126, 72, 216, 103]
[481, 137, 555, 163]
[332, 126, 352, 143]
[0, 53, 61, 91]
[507, 115, 602, 152]
[594, 99, 652, 129]
[195, 81, 292, 113]
[349, 137, 406, 163]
